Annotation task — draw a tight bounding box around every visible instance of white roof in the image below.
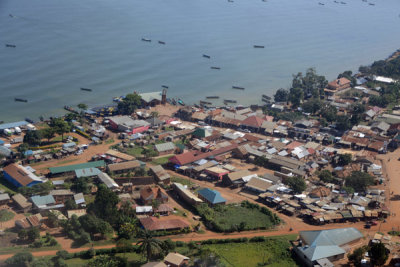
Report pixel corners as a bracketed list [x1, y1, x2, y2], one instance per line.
[374, 76, 398, 84]
[97, 172, 119, 188]
[136, 206, 153, 213]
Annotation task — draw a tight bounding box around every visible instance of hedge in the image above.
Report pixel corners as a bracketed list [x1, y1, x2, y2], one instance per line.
[75, 129, 91, 139]
[29, 144, 61, 150]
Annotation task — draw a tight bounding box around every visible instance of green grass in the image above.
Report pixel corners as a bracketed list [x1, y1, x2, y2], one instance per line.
[197, 202, 280, 232]
[105, 138, 115, 144]
[151, 155, 171, 165]
[171, 176, 194, 187]
[125, 147, 144, 157]
[201, 236, 298, 267]
[65, 252, 145, 267]
[0, 176, 18, 194]
[0, 244, 61, 255]
[0, 210, 15, 222]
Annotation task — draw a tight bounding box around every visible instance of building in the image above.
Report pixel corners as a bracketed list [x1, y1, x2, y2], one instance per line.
[223, 169, 252, 186]
[155, 142, 176, 156]
[204, 167, 229, 180]
[172, 183, 203, 206]
[140, 187, 168, 205]
[15, 213, 43, 229]
[197, 188, 226, 206]
[108, 115, 150, 134]
[139, 91, 165, 106]
[293, 228, 363, 267]
[241, 116, 264, 132]
[3, 163, 44, 188]
[107, 160, 144, 174]
[67, 209, 87, 219]
[0, 193, 10, 205]
[164, 252, 190, 267]
[31, 195, 64, 210]
[324, 78, 351, 95]
[49, 161, 105, 177]
[245, 177, 272, 193]
[149, 165, 171, 185]
[74, 193, 86, 207]
[50, 189, 74, 204]
[97, 172, 119, 189]
[12, 194, 32, 213]
[75, 167, 102, 179]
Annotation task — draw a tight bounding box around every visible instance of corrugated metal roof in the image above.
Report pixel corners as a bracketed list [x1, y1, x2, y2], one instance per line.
[0, 121, 28, 130]
[155, 142, 176, 152]
[75, 167, 102, 178]
[198, 188, 226, 204]
[98, 172, 119, 188]
[50, 161, 105, 174]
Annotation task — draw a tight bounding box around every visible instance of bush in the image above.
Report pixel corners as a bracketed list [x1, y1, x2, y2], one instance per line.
[5, 252, 34, 266]
[75, 129, 91, 139]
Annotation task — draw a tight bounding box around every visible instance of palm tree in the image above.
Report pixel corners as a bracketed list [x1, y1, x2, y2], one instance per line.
[136, 229, 162, 262]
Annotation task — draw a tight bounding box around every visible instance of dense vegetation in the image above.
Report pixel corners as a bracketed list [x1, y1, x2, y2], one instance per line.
[360, 55, 400, 79]
[196, 201, 280, 232]
[345, 171, 375, 192]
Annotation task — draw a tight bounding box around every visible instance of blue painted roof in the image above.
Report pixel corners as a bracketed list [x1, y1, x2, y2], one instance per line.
[24, 150, 34, 156]
[31, 195, 55, 207]
[0, 121, 28, 131]
[198, 188, 226, 204]
[299, 228, 363, 261]
[0, 146, 11, 157]
[0, 140, 4, 145]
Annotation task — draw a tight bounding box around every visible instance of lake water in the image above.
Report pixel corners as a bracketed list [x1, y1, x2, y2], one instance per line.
[1, 0, 400, 122]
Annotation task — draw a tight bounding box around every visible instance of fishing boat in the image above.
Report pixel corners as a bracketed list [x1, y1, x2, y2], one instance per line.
[262, 94, 271, 100]
[232, 86, 245, 90]
[228, 0, 234, 2]
[318, 2, 325, 5]
[158, 41, 166, 44]
[368, 2, 375, 5]
[162, 85, 169, 89]
[206, 96, 219, 99]
[25, 118, 34, 123]
[203, 54, 211, 58]
[171, 98, 177, 105]
[5, 44, 16, 48]
[200, 100, 212, 105]
[80, 88, 92, 92]
[253, 45, 264, 48]
[262, 98, 271, 103]
[9, 14, 13, 18]
[340, 1, 346, 4]
[178, 99, 185, 106]
[224, 99, 237, 104]
[141, 38, 151, 42]
[15, 98, 28, 103]
[211, 67, 221, 70]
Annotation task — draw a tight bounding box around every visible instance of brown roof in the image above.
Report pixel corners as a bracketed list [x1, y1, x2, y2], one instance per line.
[140, 187, 168, 202]
[169, 144, 238, 165]
[107, 160, 141, 172]
[227, 170, 252, 182]
[155, 204, 174, 213]
[241, 116, 264, 128]
[327, 77, 351, 90]
[26, 214, 42, 227]
[245, 177, 272, 192]
[310, 187, 331, 198]
[140, 217, 190, 231]
[285, 141, 303, 150]
[3, 164, 39, 187]
[164, 252, 189, 266]
[12, 193, 32, 209]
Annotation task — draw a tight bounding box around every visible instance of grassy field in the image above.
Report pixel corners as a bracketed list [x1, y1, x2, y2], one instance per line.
[201, 235, 298, 267]
[151, 155, 171, 165]
[125, 147, 144, 157]
[197, 202, 280, 232]
[0, 176, 18, 195]
[65, 252, 145, 267]
[0, 210, 15, 222]
[171, 176, 195, 187]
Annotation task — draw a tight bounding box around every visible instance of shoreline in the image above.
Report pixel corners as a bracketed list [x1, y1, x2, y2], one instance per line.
[1, 48, 399, 124]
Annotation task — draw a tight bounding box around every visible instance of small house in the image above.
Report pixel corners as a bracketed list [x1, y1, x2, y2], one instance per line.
[155, 142, 176, 156]
[12, 194, 32, 213]
[0, 193, 10, 205]
[164, 252, 190, 267]
[197, 188, 226, 206]
[140, 187, 168, 205]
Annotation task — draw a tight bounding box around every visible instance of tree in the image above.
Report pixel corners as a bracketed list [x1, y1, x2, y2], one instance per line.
[73, 177, 92, 195]
[338, 70, 356, 86]
[274, 88, 289, 102]
[85, 255, 127, 267]
[318, 170, 334, 183]
[47, 211, 60, 228]
[288, 87, 304, 108]
[320, 104, 337, 122]
[27, 227, 40, 242]
[118, 222, 138, 240]
[336, 115, 352, 131]
[116, 238, 132, 256]
[87, 184, 119, 225]
[345, 171, 374, 192]
[117, 93, 142, 115]
[150, 111, 159, 118]
[369, 242, 389, 266]
[77, 103, 88, 111]
[79, 214, 113, 239]
[18, 229, 28, 240]
[31, 258, 53, 267]
[5, 252, 34, 266]
[338, 153, 352, 166]
[23, 130, 42, 146]
[302, 98, 322, 114]
[291, 68, 327, 99]
[50, 118, 71, 141]
[17, 143, 30, 158]
[136, 229, 163, 261]
[348, 246, 368, 267]
[285, 176, 306, 194]
[41, 128, 55, 143]
[56, 250, 71, 260]
[64, 198, 78, 210]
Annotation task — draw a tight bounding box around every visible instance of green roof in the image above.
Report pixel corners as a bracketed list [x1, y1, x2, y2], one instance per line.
[49, 160, 105, 174]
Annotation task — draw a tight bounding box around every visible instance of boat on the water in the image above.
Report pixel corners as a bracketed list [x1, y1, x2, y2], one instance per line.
[203, 54, 211, 58]
[318, 2, 325, 5]
[9, 14, 13, 18]
[224, 99, 237, 104]
[232, 86, 245, 90]
[178, 99, 185, 106]
[200, 100, 212, 105]
[253, 45, 264, 48]
[369, 2, 375, 5]
[162, 85, 169, 89]
[5, 44, 16, 48]
[171, 98, 177, 105]
[15, 98, 27, 103]
[340, 1, 346, 4]
[158, 41, 166, 44]
[80, 88, 92, 92]
[262, 94, 271, 100]
[206, 96, 219, 99]
[25, 118, 34, 123]
[142, 38, 151, 42]
[211, 67, 221, 70]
